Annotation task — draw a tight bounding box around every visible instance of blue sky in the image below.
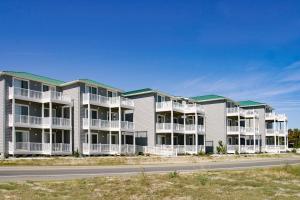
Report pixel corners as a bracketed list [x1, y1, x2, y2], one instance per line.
[0, 0, 300, 128]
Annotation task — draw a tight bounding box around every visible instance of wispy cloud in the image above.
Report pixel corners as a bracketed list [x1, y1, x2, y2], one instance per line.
[169, 61, 300, 114]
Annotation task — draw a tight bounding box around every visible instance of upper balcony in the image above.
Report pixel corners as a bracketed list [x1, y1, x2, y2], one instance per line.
[156, 123, 205, 134]
[265, 113, 288, 121]
[266, 128, 287, 136]
[227, 126, 259, 135]
[82, 93, 134, 109]
[156, 101, 204, 114]
[227, 107, 258, 118]
[9, 87, 71, 104]
[9, 114, 72, 129]
[82, 118, 134, 131]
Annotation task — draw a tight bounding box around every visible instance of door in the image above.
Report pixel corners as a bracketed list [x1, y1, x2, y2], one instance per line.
[15, 104, 29, 123]
[91, 134, 98, 144]
[157, 115, 165, 123]
[174, 136, 178, 145]
[158, 135, 166, 145]
[188, 136, 194, 145]
[111, 135, 117, 144]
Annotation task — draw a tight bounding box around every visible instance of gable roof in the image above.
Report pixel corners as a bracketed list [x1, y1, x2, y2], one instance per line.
[123, 88, 175, 98]
[61, 79, 123, 92]
[238, 100, 267, 107]
[122, 88, 154, 96]
[0, 71, 65, 86]
[191, 94, 227, 102]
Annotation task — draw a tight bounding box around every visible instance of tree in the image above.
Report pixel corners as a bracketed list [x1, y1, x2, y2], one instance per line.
[288, 129, 300, 148]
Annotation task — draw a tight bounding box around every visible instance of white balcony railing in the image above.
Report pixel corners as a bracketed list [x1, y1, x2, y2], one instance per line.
[156, 123, 172, 132]
[9, 114, 71, 129]
[156, 101, 204, 113]
[82, 94, 134, 108]
[9, 142, 71, 154]
[82, 143, 135, 155]
[9, 87, 71, 103]
[173, 123, 184, 132]
[121, 121, 134, 130]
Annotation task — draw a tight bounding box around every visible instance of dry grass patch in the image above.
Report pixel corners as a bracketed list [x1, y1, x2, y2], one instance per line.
[1, 164, 300, 199]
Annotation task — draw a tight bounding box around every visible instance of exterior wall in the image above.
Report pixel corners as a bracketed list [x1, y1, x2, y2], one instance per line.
[242, 106, 266, 147]
[200, 100, 226, 153]
[62, 84, 81, 152]
[0, 77, 5, 157]
[130, 94, 155, 146]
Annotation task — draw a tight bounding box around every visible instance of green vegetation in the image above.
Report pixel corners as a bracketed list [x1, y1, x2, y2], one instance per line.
[289, 128, 300, 148]
[216, 140, 226, 154]
[1, 165, 300, 199]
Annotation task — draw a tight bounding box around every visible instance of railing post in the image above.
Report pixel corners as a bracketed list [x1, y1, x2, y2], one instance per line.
[118, 98, 122, 154]
[171, 101, 174, 150]
[12, 97, 16, 153]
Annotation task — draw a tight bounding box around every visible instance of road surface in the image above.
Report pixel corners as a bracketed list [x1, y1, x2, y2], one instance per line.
[0, 157, 299, 181]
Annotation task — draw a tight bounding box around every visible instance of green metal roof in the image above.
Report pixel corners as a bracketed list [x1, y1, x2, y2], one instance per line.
[61, 79, 123, 92]
[1, 71, 65, 86]
[191, 94, 226, 102]
[123, 88, 154, 96]
[238, 100, 266, 107]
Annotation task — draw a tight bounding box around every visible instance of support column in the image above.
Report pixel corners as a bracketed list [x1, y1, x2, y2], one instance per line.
[12, 98, 15, 153]
[49, 102, 53, 155]
[42, 103, 44, 150]
[184, 113, 186, 153]
[118, 99, 121, 154]
[133, 132, 136, 154]
[171, 101, 174, 149]
[238, 107, 241, 154]
[195, 109, 198, 153]
[109, 107, 112, 152]
[69, 106, 72, 153]
[253, 115, 256, 153]
[286, 121, 289, 150]
[88, 103, 91, 155]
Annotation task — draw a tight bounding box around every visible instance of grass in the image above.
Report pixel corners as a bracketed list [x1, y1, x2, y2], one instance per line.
[1, 165, 300, 199]
[0, 153, 299, 166]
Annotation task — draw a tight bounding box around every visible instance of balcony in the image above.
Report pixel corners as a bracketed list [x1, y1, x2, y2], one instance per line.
[227, 145, 260, 154]
[227, 126, 248, 134]
[244, 110, 259, 118]
[82, 143, 136, 155]
[156, 101, 204, 113]
[8, 142, 71, 155]
[263, 145, 286, 153]
[82, 94, 134, 108]
[266, 128, 287, 136]
[9, 87, 71, 104]
[226, 107, 243, 116]
[156, 123, 205, 134]
[154, 145, 205, 155]
[9, 114, 71, 129]
[82, 119, 134, 131]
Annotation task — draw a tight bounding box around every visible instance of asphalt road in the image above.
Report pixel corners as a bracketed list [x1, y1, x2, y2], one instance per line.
[0, 158, 299, 182]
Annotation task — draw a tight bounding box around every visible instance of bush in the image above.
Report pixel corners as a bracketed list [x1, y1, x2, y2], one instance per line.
[291, 148, 297, 153]
[73, 148, 80, 157]
[197, 175, 208, 185]
[197, 151, 205, 156]
[169, 171, 178, 179]
[216, 141, 226, 154]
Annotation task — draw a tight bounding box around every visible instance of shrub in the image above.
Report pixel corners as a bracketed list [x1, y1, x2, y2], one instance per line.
[73, 148, 80, 157]
[197, 174, 208, 185]
[169, 171, 178, 179]
[216, 141, 226, 154]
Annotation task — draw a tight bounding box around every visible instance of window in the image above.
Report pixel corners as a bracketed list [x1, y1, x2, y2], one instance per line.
[43, 108, 56, 117]
[107, 90, 117, 97]
[85, 109, 98, 119]
[157, 95, 165, 102]
[14, 78, 28, 89]
[111, 112, 119, 120]
[85, 86, 97, 94]
[43, 85, 56, 92]
[15, 104, 29, 116]
[16, 131, 29, 142]
[157, 115, 165, 123]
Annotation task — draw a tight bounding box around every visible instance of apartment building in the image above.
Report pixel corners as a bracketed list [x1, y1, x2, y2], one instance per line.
[61, 79, 135, 155]
[0, 71, 73, 156]
[123, 88, 206, 155]
[0, 71, 135, 157]
[0, 71, 289, 157]
[239, 100, 288, 153]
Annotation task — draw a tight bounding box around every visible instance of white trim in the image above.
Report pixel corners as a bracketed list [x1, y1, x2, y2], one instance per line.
[15, 103, 29, 116]
[13, 77, 29, 89]
[85, 84, 98, 94]
[85, 108, 98, 119]
[15, 130, 29, 143]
